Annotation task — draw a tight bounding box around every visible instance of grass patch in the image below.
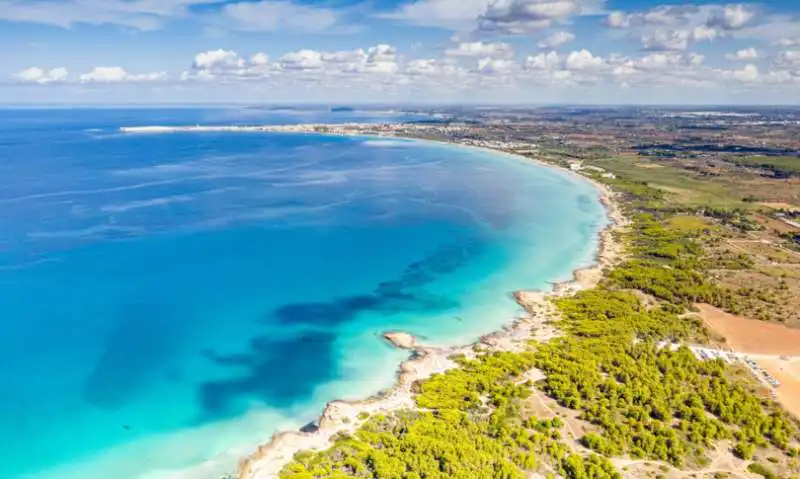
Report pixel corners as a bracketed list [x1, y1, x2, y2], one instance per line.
[668, 216, 713, 233]
[591, 157, 745, 208]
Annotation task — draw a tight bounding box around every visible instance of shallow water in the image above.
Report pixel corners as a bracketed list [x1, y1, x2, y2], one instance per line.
[0, 108, 607, 478]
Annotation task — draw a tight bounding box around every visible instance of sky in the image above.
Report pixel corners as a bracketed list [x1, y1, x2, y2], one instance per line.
[1, 0, 799, 104]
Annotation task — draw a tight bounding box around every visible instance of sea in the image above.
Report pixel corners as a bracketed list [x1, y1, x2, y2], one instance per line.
[0, 107, 607, 479]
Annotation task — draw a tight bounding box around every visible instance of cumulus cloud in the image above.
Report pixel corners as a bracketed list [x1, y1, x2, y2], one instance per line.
[525, 51, 562, 70]
[725, 47, 758, 61]
[707, 4, 756, 31]
[773, 49, 800, 70]
[478, 0, 585, 35]
[404, 59, 468, 84]
[564, 49, 607, 71]
[724, 63, 759, 82]
[691, 25, 719, 42]
[250, 53, 270, 66]
[193, 49, 245, 70]
[280, 50, 326, 71]
[406, 59, 441, 76]
[445, 41, 513, 58]
[476, 57, 516, 75]
[80, 66, 166, 83]
[605, 11, 631, 28]
[13, 67, 68, 84]
[538, 31, 575, 48]
[642, 29, 692, 51]
[278, 45, 398, 75]
[183, 49, 275, 81]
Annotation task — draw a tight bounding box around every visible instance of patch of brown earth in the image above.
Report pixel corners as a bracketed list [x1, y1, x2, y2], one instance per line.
[757, 359, 800, 420]
[696, 304, 800, 356]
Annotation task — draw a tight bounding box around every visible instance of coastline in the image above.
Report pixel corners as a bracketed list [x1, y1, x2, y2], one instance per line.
[229, 138, 627, 479]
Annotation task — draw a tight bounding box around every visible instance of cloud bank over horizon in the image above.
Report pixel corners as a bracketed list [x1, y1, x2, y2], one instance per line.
[2, 0, 799, 104]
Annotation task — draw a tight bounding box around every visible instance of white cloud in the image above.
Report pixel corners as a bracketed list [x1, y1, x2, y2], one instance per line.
[0, 0, 219, 30]
[355, 45, 399, 74]
[564, 49, 607, 71]
[221, 0, 339, 32]
[707, 4, 756, 31]
[250, 53, 270, 66]
[773, 50, 800, 70]
[642, 29, 691, 51]
[476, 57, 516, 75]
[80, 66, 166, 83]
[445, 41, 513, 58]
[13, 67, 68, 84]
[725, 47, 758, 61]
[635, 52, 702, 71]
[192, 49, 245, 70]
[404, 59, 468, 84]
[278, 45, 398, 75]
[692, 25, 719, 42]
[775, 38, 800, 48]
[538, 31, 575, 48]
[525, 51, 562, 70]
[478, 0, 584, 35]
[641, 5, 698, 26]
[605, 11, 630, 28]
[380, 0, 494, 30]
[280, 50, 326, 71]
[406, 59, 441, 76]
[724, 63, 760, 83]
[183, 49, 275, 81]
[605, 5, 701, 29]
[383, 0, 604, 33]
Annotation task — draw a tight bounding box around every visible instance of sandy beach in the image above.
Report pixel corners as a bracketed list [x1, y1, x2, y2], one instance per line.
[235, 145, 627, 479]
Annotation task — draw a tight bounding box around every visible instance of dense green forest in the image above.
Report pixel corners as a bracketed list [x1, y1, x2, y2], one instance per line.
[278, 171, 800, 479]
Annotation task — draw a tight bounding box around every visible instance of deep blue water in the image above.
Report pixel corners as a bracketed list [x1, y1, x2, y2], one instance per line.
[0, 108, 606, 479]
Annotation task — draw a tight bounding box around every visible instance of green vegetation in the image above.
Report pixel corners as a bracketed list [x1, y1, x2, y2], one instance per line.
[591, 157, 745, 208]
[278, 162, 799, 479]
[281, 352, 620, 479]
[727, 156, 800, 179]
[747, 462, 778, 479]
[534, 287, 793, 467]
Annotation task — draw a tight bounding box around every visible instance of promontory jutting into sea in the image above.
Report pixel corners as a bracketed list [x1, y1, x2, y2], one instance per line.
[0, 108, 606, 479]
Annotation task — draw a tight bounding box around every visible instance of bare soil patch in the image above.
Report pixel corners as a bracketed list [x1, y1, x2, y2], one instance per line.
[757, 359, 800, 420]
[696, 304, 800, 356]
[759, 202, 800, 212]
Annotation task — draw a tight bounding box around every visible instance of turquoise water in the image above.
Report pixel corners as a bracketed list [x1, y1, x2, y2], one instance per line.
[0, 108, 606, 479]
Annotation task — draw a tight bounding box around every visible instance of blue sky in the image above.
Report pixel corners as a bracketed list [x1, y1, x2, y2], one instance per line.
[2, 0, 799, 104]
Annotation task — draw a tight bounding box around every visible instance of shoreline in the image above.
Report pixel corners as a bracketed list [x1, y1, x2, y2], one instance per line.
[222, 133, 627, 479]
